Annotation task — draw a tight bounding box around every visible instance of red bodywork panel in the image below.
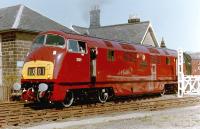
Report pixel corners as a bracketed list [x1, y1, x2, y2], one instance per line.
[21, 30, 177, 102]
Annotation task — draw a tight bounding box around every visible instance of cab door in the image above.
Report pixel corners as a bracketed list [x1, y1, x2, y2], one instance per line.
[66, 40, 90, 83]
[90, 48, 98, 83]
[148, 64, 157, 91]
[151, 64, 157, 80]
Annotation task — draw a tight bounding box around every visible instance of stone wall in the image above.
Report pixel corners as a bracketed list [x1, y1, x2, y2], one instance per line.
[14, 40, 32, 76]
[16, 32, 36, 41]
[1, 31, 37, 86]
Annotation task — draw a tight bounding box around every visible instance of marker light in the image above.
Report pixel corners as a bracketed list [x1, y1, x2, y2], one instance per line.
[38, 83, 48, 92]
[13, 83, 21, 91]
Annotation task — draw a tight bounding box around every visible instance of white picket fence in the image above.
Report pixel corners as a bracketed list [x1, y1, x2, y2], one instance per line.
[178, 49, 200, 97]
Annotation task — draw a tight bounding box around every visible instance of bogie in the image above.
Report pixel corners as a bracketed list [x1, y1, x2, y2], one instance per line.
[62, 91, 74, 107]
[98, 89, 109, 103]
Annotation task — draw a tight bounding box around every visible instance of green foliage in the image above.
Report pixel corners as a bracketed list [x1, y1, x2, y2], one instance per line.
[183, 52, 192, 75]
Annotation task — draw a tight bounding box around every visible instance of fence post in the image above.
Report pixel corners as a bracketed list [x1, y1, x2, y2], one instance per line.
[177, 49, 184, 97]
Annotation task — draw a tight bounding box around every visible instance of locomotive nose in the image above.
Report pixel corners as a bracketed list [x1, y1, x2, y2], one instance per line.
[22, 61, 54, 80]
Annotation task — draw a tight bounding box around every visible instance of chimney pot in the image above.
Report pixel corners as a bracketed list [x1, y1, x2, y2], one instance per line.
[90, 6, 101, 28]
[128, 15, 140, 23]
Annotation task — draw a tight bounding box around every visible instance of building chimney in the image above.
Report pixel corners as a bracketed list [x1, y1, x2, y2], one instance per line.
[160, 37, 166, 48]
[90, 6, 100, 28]
[128, 15, 140, 24]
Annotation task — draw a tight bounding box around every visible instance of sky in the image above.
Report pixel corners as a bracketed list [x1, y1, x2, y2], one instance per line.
[0, 0, 200, 52]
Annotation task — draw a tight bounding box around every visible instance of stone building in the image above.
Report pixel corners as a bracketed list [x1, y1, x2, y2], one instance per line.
[0, 5, 75, 86]
[72, 7, 159, 48]
[188, 53, 200, 75]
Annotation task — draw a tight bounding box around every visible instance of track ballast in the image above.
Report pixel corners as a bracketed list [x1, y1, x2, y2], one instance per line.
[0, 95, 200, 128]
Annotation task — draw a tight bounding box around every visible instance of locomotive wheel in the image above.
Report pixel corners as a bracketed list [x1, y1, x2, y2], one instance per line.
[62, 91, 74, 107]
[98, 89, 108, 103]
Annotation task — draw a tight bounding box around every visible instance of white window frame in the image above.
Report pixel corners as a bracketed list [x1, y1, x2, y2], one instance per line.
[44, 34, 66, 48]
[67, 39, 88, 54]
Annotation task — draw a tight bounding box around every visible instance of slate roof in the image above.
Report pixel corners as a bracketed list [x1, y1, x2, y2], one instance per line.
[0, 5, 75, 33]
[188, 53, 200, 60]
[72, 21, 158, 46]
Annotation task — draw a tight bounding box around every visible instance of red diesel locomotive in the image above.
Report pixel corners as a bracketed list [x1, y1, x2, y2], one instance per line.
[13, 30, 177, 107]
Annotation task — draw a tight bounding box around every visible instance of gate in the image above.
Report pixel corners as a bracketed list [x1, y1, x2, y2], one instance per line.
[177, 49, 200, 97]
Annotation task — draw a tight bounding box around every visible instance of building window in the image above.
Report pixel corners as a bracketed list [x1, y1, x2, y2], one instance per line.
[107, 50, 115, 61]
[68, 40, 86, 53]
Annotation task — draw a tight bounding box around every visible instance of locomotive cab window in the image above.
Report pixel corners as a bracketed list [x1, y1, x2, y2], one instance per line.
[107, 50, 115, 61]
[166, 57, 171, 65]
[68, 40, 86, 53]
[33, 35, 45, 44]
[31, 35, 45, 50]
[46, 34, 65, 46]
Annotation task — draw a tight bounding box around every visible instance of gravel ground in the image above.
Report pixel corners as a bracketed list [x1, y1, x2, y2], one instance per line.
[63, 106, 200, 129]
[17, 104, 200, 129]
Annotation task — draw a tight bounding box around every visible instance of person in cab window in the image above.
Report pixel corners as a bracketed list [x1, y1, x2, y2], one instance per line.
[79, 46, 85, 53]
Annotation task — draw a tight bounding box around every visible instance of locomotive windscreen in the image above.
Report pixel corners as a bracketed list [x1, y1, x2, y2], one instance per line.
[45, 34, 65, 46]
[30, 35, 45, 51]
[30, 34, 65, 52]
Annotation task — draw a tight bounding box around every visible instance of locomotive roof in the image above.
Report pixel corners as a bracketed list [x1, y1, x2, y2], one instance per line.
[187, 52, 200, 60]
[41, 30, 177, 57]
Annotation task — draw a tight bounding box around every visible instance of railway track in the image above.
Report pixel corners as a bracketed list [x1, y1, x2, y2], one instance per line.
[1, 95, 200, 128]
